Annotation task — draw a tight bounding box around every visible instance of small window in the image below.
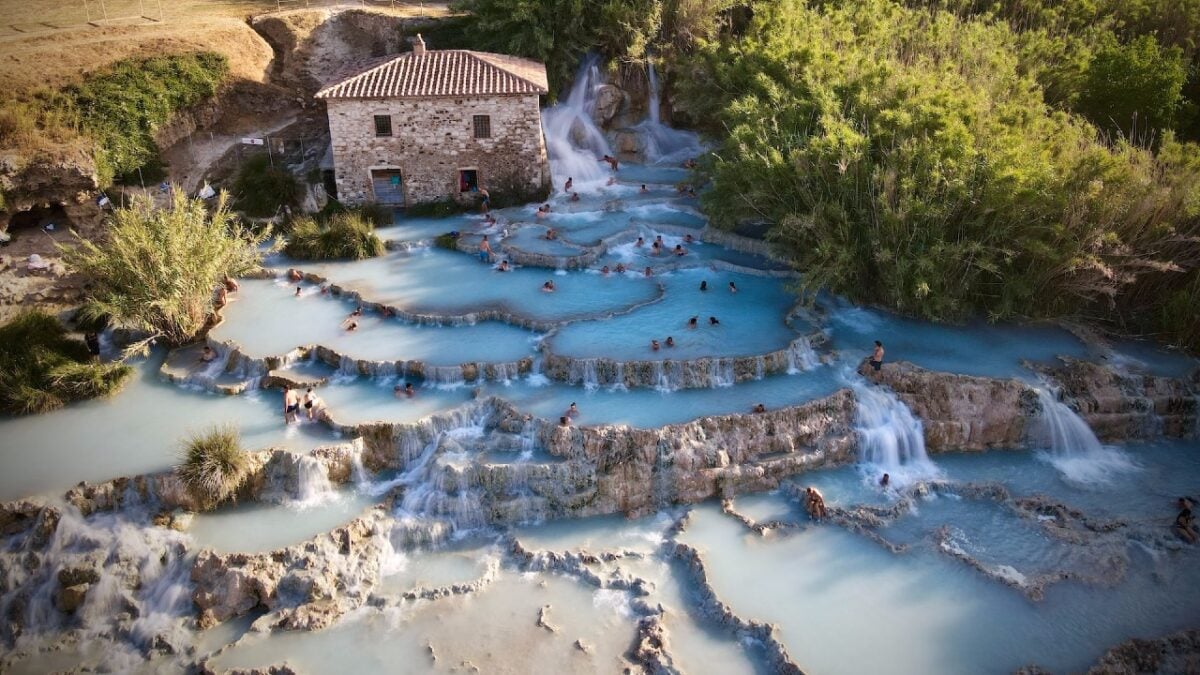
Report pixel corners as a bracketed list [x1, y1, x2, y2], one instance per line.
[473, 115, 491, 139]
[374, 115, 392, 137]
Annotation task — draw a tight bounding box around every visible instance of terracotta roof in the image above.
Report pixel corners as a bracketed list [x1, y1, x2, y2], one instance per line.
[315, 50, 549, 100]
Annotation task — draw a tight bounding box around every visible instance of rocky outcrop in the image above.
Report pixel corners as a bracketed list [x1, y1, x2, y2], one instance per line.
[0, 140, 99, 232]
[191, 507, 391, 630]
[1083, 628, 1200, 674]
[861, 361, 1039, 451]
[1037, 358, 1199, 440]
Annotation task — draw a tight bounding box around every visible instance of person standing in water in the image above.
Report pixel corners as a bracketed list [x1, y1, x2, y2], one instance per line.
[283, 387, 300, 424]
[870, 340, 885, 371]
[565, 177, 573, 192]
[479, 235, 493, 263]
[303, 388, 320, 420]
[479, 188, 491, 214]
[805, 487, 827, 521]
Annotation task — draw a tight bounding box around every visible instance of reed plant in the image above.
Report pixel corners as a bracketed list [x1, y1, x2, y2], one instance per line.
[176, 425, 248, 509]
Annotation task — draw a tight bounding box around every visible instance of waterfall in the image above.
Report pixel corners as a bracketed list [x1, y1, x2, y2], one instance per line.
[541, 53, 612, 186]
[578, 359, 600, 390]
[636, 62, 705, 165]
[786, 338, 820, 373]
[293, 455, 336, 508]
[710, 358, 735, 388]
[612, 361, 627, 391]
[1032, 388, 1137, 485]
[849, 377, 938, 485]
[754, 356, 766, 380]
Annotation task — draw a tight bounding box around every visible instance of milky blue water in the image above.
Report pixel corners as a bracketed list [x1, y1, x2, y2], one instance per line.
[211, 278, 539, 364]
[548, 268, 805, 360]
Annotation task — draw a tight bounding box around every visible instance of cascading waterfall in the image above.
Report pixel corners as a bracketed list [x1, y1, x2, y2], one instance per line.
[787, 338, 820, 373]
[635, 62, 705, 165]
[293, 455, 336, 508]
[849, 376, 938, 485]
[710, 358, 735, 388]
[541, 53, 612, 186]
[1032, 387, 1137, 485]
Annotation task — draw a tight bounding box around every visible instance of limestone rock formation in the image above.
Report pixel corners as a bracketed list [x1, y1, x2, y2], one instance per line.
[1037, 358, 1199, 440]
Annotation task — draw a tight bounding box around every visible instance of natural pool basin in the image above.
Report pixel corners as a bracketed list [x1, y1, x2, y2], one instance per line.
[210, 278, 539, 365]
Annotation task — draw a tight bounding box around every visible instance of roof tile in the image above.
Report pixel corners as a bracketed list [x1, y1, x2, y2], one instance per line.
[315, 50, 549, 99]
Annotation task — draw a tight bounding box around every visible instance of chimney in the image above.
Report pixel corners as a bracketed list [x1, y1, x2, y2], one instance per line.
[412, 34, 426, 56]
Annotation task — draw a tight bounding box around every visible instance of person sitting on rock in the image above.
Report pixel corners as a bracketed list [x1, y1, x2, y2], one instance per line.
[200, 346, 217, 363]
[559, 415, 571, 427]
[870, 340, 885, 372]
[223, 274, 239, 293]
[351, 306, 363, 317]
[214, 286, 229, 313]
[805, 487, 827, 521]
[1176, 497, 1197, 543]
[342, 319, 358, 332]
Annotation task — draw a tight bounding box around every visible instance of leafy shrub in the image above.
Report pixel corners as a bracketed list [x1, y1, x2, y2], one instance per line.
[232, 154, 302, 218]
[433, 233, 460, 250]
[63, 190, 275, 349]
[176, 425, 249, 509]
[284, 211, 386, 260]
[357, 202, 394, 227]
[676, 0, 1200, 349]
[0, 310, 132, 415]
[405, 199, 472, 218]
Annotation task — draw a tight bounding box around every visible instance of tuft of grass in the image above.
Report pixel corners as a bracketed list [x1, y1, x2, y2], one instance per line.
[284, 211, 386, 260]
[0, 310, 132, 416]
[232, 154, 302, 218]
[433, 233, 460, 250]
[176, 425, 249, 510]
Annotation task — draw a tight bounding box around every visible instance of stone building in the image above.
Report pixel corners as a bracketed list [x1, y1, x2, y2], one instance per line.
[316, 36, 550, 206]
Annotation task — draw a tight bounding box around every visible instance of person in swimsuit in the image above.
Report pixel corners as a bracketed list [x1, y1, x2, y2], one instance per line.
[640, 184, 649, 193]
[343, 320, 359, 332]
[559, 415, 571, 427]
[497, 260, 511, 272]
[288, 268, 303, 282]
[565, 177, 573, 192]
[870, 341, 885, 371]
[200, 346, 217, 363]
[728, 281, 738, 293]
[283, 387, 300, 424]
[644, 267, 653, 278]
[214, 286, 229, 312]
[295, 286, 302, 297]
[709, 316, 720, 326]
[542, 280, 556, 292]
[223, 274, 239, 293]
[674, 244, 687, 256]
[651, 240, 661, 256]
[479, 235, 493, 263]
[1176, 497, 1197, 543]
[700, 280, 708, 291]
[685, 234, 695, 244]
[615, 263, 626, 274]
[566, 402, 579, 418]
[805, 487, 827, 521]
[688, 316, 698, 329]
[880, 473, 890, 488]
[303, 388, 320, 420]
[479, 188, 491, 214]
[650, 339, 660, 351]
[665, 336, 675, 347]
[635, 237, 645, 248]
[600, 154, 619, 171]
[569, 192, 580, 202]
[601, 265, 611, 276]
[752, 403, 766, 414]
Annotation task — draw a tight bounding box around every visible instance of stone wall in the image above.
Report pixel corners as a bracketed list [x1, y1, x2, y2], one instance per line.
[325, 93, 550, 205]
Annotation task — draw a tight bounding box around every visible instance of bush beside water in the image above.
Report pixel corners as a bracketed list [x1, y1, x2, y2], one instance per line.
[0, 310, 132, 416]
[232, 154, 302, 218]
[284, 210, 386, 261]
[176, 425, 249, 510]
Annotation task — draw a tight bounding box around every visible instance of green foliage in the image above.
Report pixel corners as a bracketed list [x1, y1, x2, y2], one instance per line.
[0, 310, 132, 416]
[356, 202, 395, 227]
[61, 52, 229, 186]
[676, 0, 1200, 349]
[232, 154, 302, 218]
[176, 425, 248, 510]
[405, 199, 472, 218]
[433, 233, 460, 250]
[448, 0, 662, 96]
[63, 190, 276, 348]
[1076, 35, 1187, 140]
[284, 211, 386, 260]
